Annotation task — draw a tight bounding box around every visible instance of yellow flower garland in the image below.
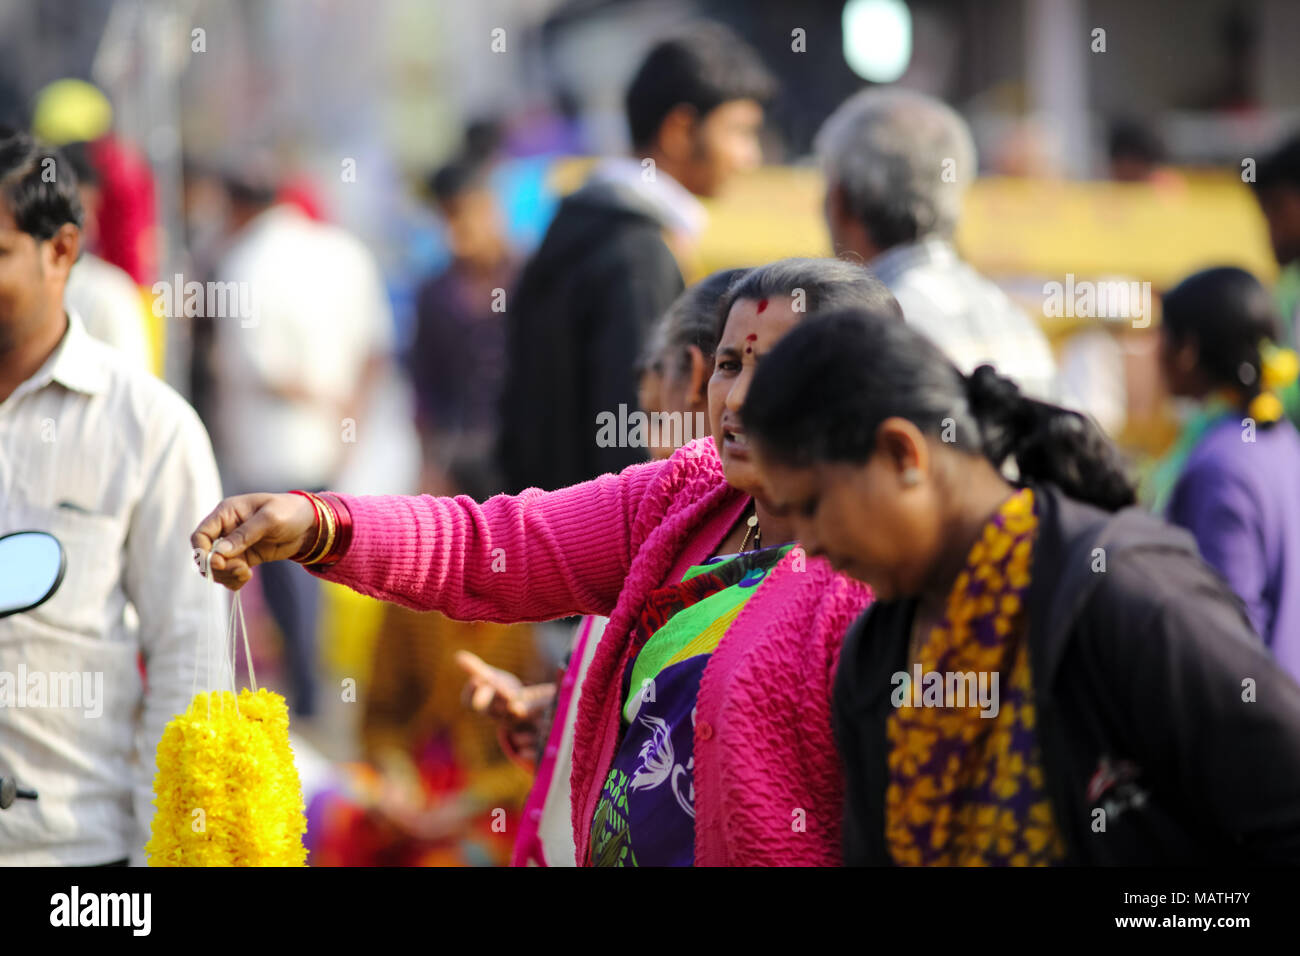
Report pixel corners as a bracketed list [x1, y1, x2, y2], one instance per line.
[146, 688, 307, 866]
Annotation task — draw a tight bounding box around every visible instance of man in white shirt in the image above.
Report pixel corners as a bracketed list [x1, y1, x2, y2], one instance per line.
[209, 167, 393, 717]
[0, 132, 223, 865]
[817, 88, 1060, 402]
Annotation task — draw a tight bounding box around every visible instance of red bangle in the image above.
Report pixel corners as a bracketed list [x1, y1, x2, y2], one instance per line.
[315, 492, 353, 567]
[287, 490, 324, 561]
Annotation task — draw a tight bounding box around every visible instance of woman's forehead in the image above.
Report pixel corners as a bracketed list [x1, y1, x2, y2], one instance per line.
[721, 295, 797, 341]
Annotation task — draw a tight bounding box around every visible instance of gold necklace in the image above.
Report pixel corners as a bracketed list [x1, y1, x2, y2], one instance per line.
[739, 506, 761, 552]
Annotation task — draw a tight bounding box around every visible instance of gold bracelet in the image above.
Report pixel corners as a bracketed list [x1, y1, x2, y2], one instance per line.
[300, 513, 329, 565]
[298, 495, 328, 565]
[292, 494, 326, 563]
[319, 494, 337, 560]
[301, 493, 336, 565]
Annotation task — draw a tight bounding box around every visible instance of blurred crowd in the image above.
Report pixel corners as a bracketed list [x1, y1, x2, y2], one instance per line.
[2, 10, 1300, 868]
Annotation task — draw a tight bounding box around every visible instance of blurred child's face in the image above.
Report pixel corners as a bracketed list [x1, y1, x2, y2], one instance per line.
[438, 188, 504, 266]
[709, 296, 800, 495]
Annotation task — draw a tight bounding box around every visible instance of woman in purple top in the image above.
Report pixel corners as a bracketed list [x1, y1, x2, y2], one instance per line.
[1157, 267, 1300, 680]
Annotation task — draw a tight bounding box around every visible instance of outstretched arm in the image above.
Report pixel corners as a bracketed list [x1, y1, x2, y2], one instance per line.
[193, 457, 667, 624]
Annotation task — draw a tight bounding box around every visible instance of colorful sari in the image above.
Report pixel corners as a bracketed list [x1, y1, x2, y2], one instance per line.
[591, 544, 793, 866]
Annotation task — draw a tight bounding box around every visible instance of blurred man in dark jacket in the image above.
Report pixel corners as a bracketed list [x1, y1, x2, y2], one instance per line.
[498, 23, 773, 493]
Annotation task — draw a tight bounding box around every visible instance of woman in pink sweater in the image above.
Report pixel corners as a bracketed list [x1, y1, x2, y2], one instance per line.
[194, 258, 900, 866]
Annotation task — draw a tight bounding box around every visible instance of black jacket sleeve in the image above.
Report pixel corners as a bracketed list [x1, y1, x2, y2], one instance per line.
[1087, 545, 1300, 863]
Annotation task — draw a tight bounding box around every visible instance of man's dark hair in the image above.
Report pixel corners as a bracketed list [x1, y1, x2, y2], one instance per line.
[426, 153, 491, 204]
[0, 130, 84, 239]
[463, 117, 505, 164]
[1253, 132, 1300, 194]
[624, 23, 775, 153]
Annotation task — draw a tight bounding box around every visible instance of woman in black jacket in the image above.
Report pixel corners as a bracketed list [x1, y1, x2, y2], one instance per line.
[741, 306, 1300, 866]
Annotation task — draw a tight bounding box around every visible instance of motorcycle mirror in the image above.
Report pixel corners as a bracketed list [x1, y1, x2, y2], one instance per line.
[0, 776, 38, 809]
[0, 530, 65, 620]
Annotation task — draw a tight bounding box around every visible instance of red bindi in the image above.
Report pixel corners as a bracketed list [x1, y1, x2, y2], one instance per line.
[755, 299, 768, 313]
[744, 333, 756, 355]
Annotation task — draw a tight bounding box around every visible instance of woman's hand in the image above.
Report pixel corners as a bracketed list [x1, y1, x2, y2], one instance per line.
[191, 493, 318, 590]
[456, 650, 556, 770]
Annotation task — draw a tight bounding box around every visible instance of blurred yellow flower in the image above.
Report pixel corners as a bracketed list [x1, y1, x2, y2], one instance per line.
[1261, 343, 1299, 391]
[1248, 391, 1285, 424]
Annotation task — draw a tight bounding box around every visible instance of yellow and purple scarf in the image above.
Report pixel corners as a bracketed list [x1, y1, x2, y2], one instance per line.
[885, 487, 1067, 866]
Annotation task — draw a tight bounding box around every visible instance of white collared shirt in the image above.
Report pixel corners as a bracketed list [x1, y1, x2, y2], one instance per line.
[0, 311, 225, 865]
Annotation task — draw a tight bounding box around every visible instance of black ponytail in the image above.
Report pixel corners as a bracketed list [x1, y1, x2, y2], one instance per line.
[742, 308, 1136, 512]
[964, 365, 1136, 511]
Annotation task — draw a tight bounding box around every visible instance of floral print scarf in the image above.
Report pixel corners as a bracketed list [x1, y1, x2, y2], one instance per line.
[885, 487, 1067, 866]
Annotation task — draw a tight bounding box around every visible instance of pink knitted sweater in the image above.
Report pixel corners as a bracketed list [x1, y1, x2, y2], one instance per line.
[311, 438, 872, 865]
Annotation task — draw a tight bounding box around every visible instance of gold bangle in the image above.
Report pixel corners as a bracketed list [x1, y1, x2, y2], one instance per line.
[293, 494, 326, 563]
[299, 496, 329, 565]
[301, 493, 336, 565]
[318, 494, 337, 560]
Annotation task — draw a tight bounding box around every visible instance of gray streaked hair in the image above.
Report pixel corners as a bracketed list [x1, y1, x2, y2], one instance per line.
[715, 257, 903, 338]
[815, 88, 977, 248]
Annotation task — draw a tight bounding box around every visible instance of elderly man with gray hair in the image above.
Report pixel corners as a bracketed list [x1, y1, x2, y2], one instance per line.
[817, 88, 1059, 401]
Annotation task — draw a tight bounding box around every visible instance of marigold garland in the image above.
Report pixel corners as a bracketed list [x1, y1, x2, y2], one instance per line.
[146, 688, 307, 866]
